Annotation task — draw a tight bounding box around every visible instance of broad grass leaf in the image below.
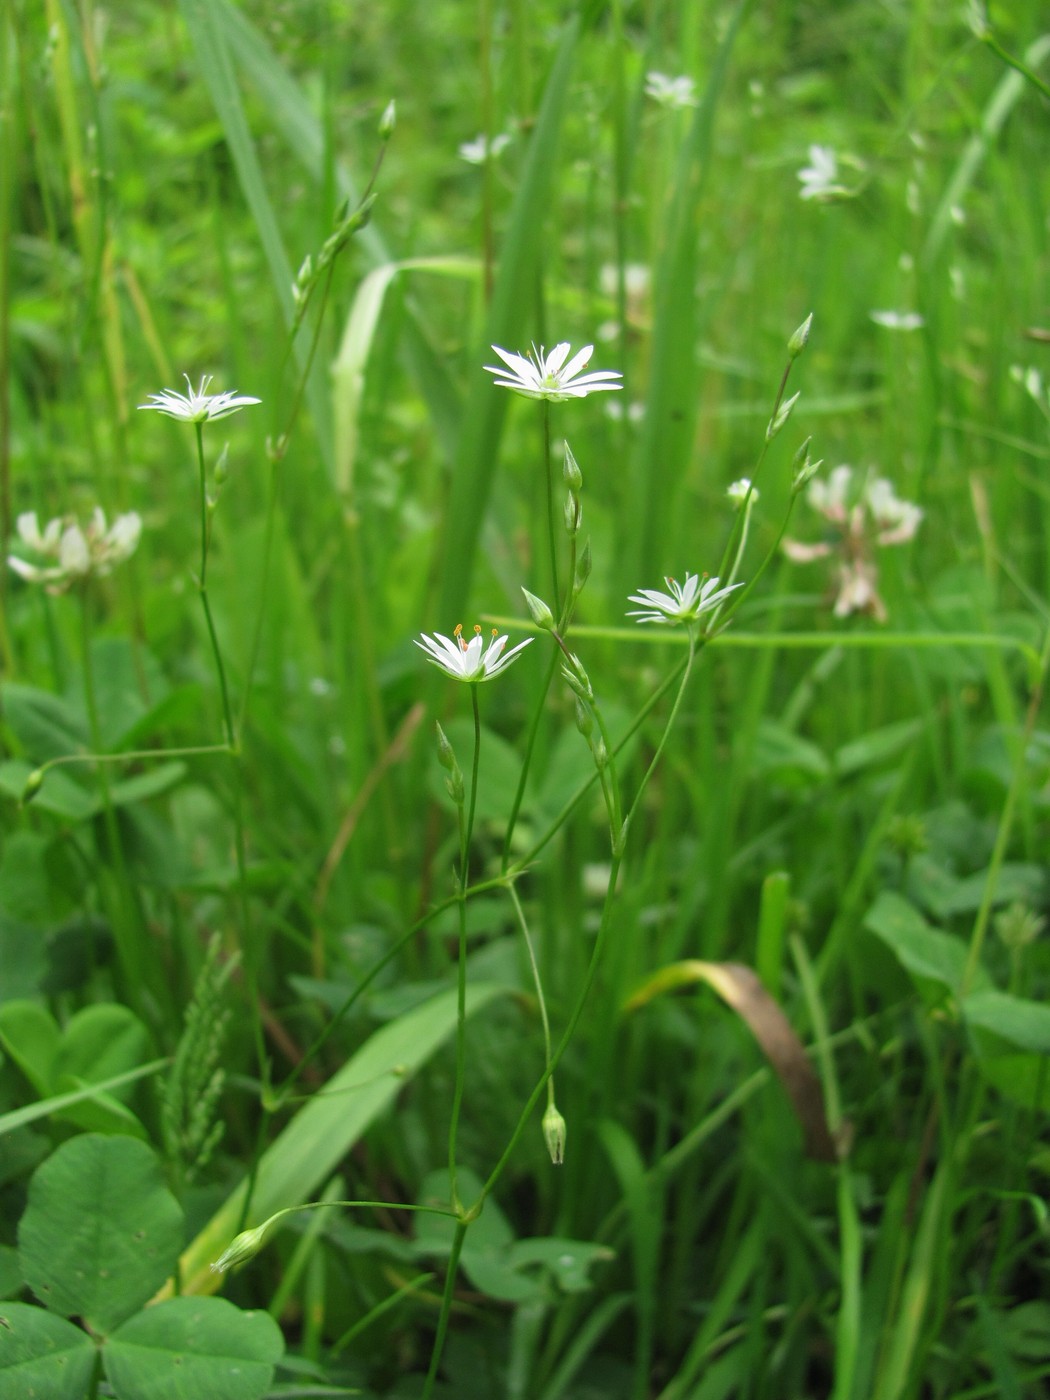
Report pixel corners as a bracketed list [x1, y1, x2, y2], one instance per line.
[0, 1303, 96, 1399]
[963, 990, 1050, 1053]
[18, 1134, 183, 1333]
[1, 683, 87, 759]
[104, 1297, 283, 1400]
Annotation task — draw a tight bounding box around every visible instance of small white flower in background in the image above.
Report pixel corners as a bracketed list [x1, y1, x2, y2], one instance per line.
[727, 478, 758, 508]
[797, 144, 848, 201]
[781, 465, 922, 622]
[870, 310, 924, 332]
[627, 573, 742, 626]
[458, 132, 512, 165]
[485, 343, 622, 402]
[644, 71, 697, 110]
[138, 374, 261, 423]
[604, 399, 645, 424]
[415, 624, 533, 682]
[8, 508, 142, 594]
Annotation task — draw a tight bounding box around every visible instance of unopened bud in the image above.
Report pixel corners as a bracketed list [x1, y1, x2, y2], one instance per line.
[563, 442, 583, 490]
[378, 99, 397, 140]
[792, 449, 823, 496]
[767, 391, 801, 441]
[542, 1103, 567, 1165]
[574, 698, 593, 738]
[21, 768, 45, 803]
[445, 769, 465, 805]
[435, 721, 456, 771]
[564, 653, 593, 700]
[573, 540, 592, 594]
[213, 442, 231, 487]
[564, 491, 581, 536]
[788, 313, 813, 358]
[521, 587, 555, 631]
[592, 737, 608, 771]
[211, 1219, 275, 1274]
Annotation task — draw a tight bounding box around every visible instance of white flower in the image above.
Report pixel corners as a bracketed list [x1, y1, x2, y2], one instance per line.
[644, 71, 697, 110]
[797, 144, 848, 201]
[870, 309, 924, 332]
[138, 374, 261, 423]
[781, 465, 922, 620]
[415, 624, 533, 682]
[458, 132, 512, 165]
[627, 573, 742, 626]
[727, 478, 758, 508]
[485, 343, 622, 401]
[8, 508, 142, 594]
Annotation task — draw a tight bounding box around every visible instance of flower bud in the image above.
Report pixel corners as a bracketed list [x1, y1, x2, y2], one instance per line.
[573, 540, 592, 594]
[21, 768, 45, 804]
[445, 769, 465, 805]
[788, 313, 813, 359]
[574, 697, 593, 738]
[563, 442, 583, 490]
[435, 721, 457, 771]
[542, 1103, 567, 1165]
[521, 587, 555, 631]
[766, 391, 801, 442]
[564, 491, 581, 536]
[211, 1219, 275, 1274]
[213, 442, 231, 488]
[592, 737, 608, 771]
[378, 99, 397, 140]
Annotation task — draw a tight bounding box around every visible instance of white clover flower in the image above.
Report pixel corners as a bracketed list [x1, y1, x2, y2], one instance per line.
[458, 132, 512, 165]
[797, 144, 848, 201]
[138, 374, 261, 423]
[485, 343, 622, 401]
[870, 310, 924, 332]
[8, 508, 142, 594]
[627, 573, 742, 626]
[415, 624, 533, 682]
[781, 465, 922, 621]
[644, 71, 697, 110]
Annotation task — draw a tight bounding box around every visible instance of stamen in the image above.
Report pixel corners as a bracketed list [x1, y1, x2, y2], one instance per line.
[455, 623, 467, 651]
[473, 624, 482, 635]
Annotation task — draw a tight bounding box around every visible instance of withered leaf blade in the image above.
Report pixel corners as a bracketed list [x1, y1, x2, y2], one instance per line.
[625, 959, 845, 1163]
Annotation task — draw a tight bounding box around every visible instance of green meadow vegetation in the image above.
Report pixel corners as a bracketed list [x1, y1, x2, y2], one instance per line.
[1, 1, 1049, 1396]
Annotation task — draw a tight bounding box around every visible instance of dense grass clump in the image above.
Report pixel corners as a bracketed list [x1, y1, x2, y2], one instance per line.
[1, 3, 1048, 1397]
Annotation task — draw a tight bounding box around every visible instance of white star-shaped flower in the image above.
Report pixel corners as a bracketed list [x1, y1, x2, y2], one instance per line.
[484, 343, 622, 401]
[644, 71, 698, 110]
[138, 374, 261, 423]
[415, 624, 533, 682]
[797, 144, 848, 201]
[458, 132, 512, 165]
[627, 573, 743, 626]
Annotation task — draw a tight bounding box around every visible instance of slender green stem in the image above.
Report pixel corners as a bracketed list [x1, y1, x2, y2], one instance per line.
[421, 1220, 469, 1399]
[502, 647, 559, 870]
[625, 629, 697, 834]
[447, 686, 483, 1209]
[543, 401, 561, 614]
[194, 422, 236, 749]
[508, 882, 554, 1098]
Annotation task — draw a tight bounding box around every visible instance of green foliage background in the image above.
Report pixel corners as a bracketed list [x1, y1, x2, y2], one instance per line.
[1, 1, 1048, 1396]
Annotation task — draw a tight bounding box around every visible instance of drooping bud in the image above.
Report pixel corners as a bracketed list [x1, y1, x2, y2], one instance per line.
[542, 1103, 567, 1165]
[521, 587, 555, 631]
[211, 1218, 277, 1274]
[21, 768, 45, 804]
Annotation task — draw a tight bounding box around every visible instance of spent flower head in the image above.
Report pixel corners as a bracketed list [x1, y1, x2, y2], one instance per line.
[138, 374, 261, 423]
[781, 465, 922, 621]
[485, 343, 622, 402]
[415, 624, 533, 682]
[8, 508, 141, 594]
[627, 573, 742, 627]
